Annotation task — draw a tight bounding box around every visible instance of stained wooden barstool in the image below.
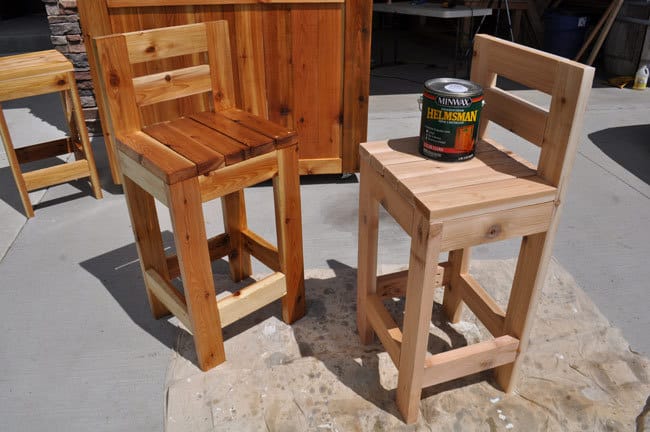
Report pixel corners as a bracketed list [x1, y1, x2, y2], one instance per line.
[94, 21, 305, 371]
[0, 50, 103, 217]
[357, 34, 594, 422]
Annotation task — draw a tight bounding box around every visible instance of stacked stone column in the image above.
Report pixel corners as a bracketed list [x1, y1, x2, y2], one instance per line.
[42, 0, 100, 135]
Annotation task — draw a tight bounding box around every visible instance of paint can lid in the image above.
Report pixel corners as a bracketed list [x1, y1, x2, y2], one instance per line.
[423, 78, 483, 97]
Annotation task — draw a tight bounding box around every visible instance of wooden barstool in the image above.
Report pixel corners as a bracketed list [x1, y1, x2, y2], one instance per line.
[0, 50, 102, 217]
[357, 34, 594, 423]
[94, 21, 305, 371]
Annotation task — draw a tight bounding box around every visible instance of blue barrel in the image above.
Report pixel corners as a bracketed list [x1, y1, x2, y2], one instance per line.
[543, 10, 588, 59]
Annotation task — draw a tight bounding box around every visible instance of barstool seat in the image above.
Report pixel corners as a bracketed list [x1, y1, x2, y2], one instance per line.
[0, 50, 102, 217]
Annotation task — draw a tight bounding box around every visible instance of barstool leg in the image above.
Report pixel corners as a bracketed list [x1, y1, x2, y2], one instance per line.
[442, 247, 471, 323]
[122, 176, 170, 319]
[0, 105, 34, 217]
[60, 90, 83, 161]
[222, 190, 252, 282]
[357, 157, 380, 344]
[273, 146, 305, 324]
[495, 231, 552, 392]
[68, 73, 103, 200]
[396, 216, 442, 424]
[168, 177, 225, 370]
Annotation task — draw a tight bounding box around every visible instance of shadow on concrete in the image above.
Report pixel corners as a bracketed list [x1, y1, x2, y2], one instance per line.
[81, 242, 494, 412]
[79, 233, 275, 361]
[1, 93, 68, 133]
[250, 173, 359, 190]
[0, 166, 27, 215]
[0, 159, 95, 217]
[291, 260, 493, 415]
[589, 124, 650, 185]
[79, 232, 180, 351]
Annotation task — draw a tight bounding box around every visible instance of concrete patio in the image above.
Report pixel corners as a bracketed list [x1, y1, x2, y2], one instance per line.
[1, 12, 649, 432]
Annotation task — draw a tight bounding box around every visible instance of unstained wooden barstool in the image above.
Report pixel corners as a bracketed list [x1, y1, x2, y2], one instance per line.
[357, 34, 594, 423]
[94, 21, 305, 371]
[0, 50, 103, 217]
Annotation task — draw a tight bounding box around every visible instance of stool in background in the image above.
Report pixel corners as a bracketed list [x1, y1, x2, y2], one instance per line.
[94, 21, 305, 371]
[357, 34, 594, 423]
[0, 50, 102, 217]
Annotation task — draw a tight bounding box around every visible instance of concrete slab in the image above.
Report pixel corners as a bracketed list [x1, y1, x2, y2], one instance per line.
[0, 93, 109, 259]
[0, 87, 648, 431]
[164, 261, 650, 431]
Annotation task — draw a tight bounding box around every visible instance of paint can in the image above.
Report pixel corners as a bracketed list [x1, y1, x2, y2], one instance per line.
[418, 78, 484, 161]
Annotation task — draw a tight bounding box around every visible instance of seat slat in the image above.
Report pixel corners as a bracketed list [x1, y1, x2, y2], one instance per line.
[399, 160, 537, 196]
[162, 117, 251, 166]
[0, 50, 71, 82]
[190, 111, 276, 155]
[372, 138, 539, 207]
[117, 131, 197, 184]
[418, 176, 557, 220]
[219, 108, 297, 147]
[144, 121, 225, 173]
[384, 146, 506, 181]
[360, 137, 429, 171]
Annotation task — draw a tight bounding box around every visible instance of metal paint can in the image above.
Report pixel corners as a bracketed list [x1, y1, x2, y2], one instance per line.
[418, 78, 484, 161]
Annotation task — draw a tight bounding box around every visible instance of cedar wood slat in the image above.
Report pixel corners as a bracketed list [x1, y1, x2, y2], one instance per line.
[317, 5, 344, 160]
[291, 5, 319, 158]
[234, 5, 269, 117]
[262, 5, 294, 128]
[162, 116, 250, 165]
[144, 121, 225, 172]
[109, 0, 344, 5]
[342, 0, 372, 172]
[0, 50, 72, 82]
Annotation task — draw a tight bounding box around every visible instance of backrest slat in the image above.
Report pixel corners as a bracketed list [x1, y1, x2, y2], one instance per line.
[482, 87, 548, 147]
[123, 23, 208, 64]
[474, 35, 558, 95]
[133, 64, 212, 106]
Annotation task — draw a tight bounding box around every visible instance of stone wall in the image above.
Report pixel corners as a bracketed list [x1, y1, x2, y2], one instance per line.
[41, 0, 101, 135]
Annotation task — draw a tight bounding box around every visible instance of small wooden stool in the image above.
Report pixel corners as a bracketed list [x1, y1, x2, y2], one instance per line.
[357, 35, 594, 423]
[94, 21, 305, 371]
[0, 50, 102, 217]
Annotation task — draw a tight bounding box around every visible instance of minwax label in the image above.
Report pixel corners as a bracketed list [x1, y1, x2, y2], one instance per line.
[419, 81, 483, 162]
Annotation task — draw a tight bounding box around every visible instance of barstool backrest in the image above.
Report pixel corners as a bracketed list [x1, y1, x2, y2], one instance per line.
[471, 34, 594, 191]
[94, 21, 236, 136]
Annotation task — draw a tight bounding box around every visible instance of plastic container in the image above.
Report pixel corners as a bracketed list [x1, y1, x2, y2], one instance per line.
[543, 10, 588, 59]
[633, 65, 648, 90]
